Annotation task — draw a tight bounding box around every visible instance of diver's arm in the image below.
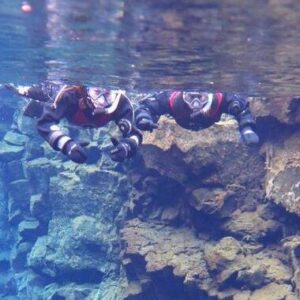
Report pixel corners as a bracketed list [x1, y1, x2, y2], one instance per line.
[223, 93, 259, 145]
[109, 95, 143, 162]
[37, 95, 87, 163]
[135, 91, 171, 131]
[5, 83, 60, 102]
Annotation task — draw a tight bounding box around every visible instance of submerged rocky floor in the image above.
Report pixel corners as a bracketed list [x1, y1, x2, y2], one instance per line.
[0, 96, 300, 299]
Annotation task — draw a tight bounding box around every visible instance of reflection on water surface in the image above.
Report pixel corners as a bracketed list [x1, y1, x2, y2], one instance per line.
[0, 0, 299, 98]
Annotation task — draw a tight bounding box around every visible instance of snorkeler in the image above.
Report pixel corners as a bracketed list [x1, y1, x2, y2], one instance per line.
[6, 83, 142, 163]
[135, 91, 259, 145]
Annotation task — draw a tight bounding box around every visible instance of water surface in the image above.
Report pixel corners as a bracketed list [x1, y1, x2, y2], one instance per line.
[0, 0, 299, 97]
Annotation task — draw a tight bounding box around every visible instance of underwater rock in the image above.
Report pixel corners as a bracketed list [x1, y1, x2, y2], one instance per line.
[24, 157, 57, 194]
[121, 216, 295, 298]
[23, 139, 45, 161]
[135, 117, 265, 226]
[15, 157, 130, 297]
[233, 291, 251, 300]
[141, 117, 264, 188]
[11, 242, 33, 272]
[8, 179, 31, 205]
[249, 282, 295, 300]
[235, 255, 292, 290]
[236, 265, 267, 289]
[128, 116, 265, 232]
[8, 180, 31, 222]
[204, 237, 243, 272]
[190, 187, 227, 214]
[0, 252, 10, 271]
[8, 209, 23, 226]
[282, 236, 300, 297]
[28, 215, 118, 285]
[3, 131, 28, 147]
[123, 116, 296, 298]
[264, 131, 300, 215]
[250, 96, 300, 125]
[204, 237, 247, 289]
[30, 194, 52, 224]
[71, 215, 113, 252]
[45, 283, 96, 300]
[0, 274, 17, 297]
[204, 237, 293, 292]
[121, 218, 213, 298]
[221, 205, 282, 242]
[6, 160, 25, 182]
[0, 141, 24, 162]
[18, 219, 42, 242]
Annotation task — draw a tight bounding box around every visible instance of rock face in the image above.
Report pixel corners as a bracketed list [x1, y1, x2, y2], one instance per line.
[250, 96, 300, 215]
[250, 96, 300, 125]
[264, 131, 300, 214]
[0, 95, 300, 300]
[120, 114, 299, 299]
[0, 125, 130, 299]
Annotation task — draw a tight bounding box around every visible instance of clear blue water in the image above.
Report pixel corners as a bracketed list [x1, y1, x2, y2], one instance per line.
[0, 1, 300, 298]
[0, 0, 299, 96]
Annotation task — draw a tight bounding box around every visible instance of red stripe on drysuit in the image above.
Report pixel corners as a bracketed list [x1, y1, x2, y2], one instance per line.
[168, 91, 181, 110]
[210, 93, 223, 118]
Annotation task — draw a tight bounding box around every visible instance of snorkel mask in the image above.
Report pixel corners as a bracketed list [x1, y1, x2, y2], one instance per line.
[87, 88, 112, 115]
[87, 88, 125, 115]
[182, 92, 214, 118]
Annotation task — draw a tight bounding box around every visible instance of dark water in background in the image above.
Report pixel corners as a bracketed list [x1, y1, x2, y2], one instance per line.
[0, 0, 299, 97]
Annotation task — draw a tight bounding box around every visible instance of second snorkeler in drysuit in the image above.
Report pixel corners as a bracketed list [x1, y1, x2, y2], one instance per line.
[135, 91, 259, 145]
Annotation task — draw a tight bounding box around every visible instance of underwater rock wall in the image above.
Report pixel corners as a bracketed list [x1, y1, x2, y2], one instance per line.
[120, 96, 300, 300]
[0, 96, 300, 299]
[250, 96, 300, 215]
[0, 113, 130, 299]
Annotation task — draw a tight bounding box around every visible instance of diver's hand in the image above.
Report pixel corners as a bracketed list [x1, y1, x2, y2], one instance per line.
[136, 117, 158, 132]
[63, 140, 88, 163]
[241, 126, 259, 145]
[5, 84, 30, 96]
[109, 137, 134, 162]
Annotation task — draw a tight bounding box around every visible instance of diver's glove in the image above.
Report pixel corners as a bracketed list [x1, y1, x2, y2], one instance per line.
[109, 137, 136, 162]
[136, 117, 158, 132]
[47, 129, 88, 163]
[63, 140, 88, 164]
[240, 126, 259, 145]
[4, 83, 29, 96]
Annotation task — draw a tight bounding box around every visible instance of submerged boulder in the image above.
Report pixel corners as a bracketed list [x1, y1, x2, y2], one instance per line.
[28, 218, 105, 284]
[264, 131, 300, 215]
[0, 141, 24, 162]
[140, 117, 265, 189]
[250, 96, 300, 125]
[121, 218, 212, 299]
[3, 131, 28, 147]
